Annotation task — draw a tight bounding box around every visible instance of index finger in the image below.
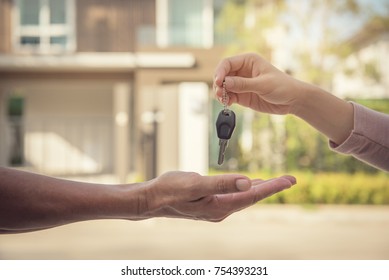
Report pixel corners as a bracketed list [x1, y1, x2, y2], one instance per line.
[214, 55, 245, 87]
[214, 58, 231, 88]
[214, 53, 264, 87]
[215, 175, 296, 210]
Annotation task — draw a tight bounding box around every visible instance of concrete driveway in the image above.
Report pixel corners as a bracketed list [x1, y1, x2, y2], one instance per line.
[1, 205, 388, 260]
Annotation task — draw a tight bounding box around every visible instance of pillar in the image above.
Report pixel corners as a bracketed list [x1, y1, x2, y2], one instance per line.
[113, 82, 130, 183]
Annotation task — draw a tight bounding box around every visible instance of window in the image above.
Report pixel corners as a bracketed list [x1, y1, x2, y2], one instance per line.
[13, 0, 75, 53]
[157, 0, 213, 48]
[167, 0, 204, 46]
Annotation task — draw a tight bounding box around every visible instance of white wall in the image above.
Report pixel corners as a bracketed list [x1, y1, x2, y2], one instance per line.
[178, 82, 209, 175]
[3, 79, 115, 175]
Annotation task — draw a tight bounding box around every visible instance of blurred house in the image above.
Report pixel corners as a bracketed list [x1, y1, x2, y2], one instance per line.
[0, 0, 228, 182]
[333, 16, 389, 99]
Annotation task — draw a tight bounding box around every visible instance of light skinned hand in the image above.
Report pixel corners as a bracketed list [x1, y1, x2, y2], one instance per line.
[213, 52, 302, 115]
[213, 52, 354, 145]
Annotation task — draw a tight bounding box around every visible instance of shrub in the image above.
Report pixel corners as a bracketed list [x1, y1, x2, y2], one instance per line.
[210, 170, 389, 204]
[268, 172, 389, 204]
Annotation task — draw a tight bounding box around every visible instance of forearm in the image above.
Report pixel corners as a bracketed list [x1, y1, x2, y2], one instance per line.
[291, 81, 354, 145]
[0, 167, 144, 233]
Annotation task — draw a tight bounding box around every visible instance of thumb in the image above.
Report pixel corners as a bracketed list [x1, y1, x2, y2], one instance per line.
[225, 76, 259, 93]
[199, 174, 252, 197]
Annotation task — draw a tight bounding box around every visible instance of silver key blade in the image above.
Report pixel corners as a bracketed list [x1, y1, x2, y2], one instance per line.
[218, 139, 228, 165]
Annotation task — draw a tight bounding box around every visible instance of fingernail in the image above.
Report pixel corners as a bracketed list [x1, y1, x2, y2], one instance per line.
[236, 179, 251, 191]
[283, 175, 297, 185]
[224, 76, 232, 89]
[215, 76, 222, 86]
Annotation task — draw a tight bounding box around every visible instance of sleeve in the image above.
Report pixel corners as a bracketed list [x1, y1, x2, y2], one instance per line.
[329, 102, 389, 172]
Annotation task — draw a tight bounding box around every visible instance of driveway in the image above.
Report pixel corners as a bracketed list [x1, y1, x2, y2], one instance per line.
[1, 205, 388, 259]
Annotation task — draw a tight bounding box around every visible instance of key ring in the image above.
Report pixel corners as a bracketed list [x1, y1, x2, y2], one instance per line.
[222, 80, 229, 114]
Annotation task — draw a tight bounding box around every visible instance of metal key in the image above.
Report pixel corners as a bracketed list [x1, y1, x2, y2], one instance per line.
[216, 109, 236, 165]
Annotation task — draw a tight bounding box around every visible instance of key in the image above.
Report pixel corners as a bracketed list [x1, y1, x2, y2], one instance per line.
[216, 109, 236, 165]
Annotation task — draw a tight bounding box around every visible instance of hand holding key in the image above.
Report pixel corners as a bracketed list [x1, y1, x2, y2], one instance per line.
[214, 53, 356, 148]
[213, 53, 295, 115]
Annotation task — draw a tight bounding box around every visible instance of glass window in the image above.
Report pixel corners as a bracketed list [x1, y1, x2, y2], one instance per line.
[162, 0, 212, 48]
[50, 35, 67, 47]
[19, 0, 40, 26]
[50, 0, 66, 24]
[14, 0, 75, 53]
[20, 36, 40, 45]
[168, 0, 203, 46]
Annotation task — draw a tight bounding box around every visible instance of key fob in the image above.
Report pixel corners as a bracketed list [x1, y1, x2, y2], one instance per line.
[216, 109, 236, 140]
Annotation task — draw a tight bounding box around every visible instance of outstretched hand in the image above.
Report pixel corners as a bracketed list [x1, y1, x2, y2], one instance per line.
[141, 171, 296, 222]
[0, 168, 295, 233]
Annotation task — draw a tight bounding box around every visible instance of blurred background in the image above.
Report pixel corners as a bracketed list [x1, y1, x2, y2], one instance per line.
[0, 0, 388, 259]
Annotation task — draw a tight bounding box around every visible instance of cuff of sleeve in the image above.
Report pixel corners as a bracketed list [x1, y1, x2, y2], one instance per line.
[329, 102, 358, 154]
[329, 101, 389, 154]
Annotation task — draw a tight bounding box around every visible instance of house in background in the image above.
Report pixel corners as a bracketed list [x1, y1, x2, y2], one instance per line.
[0, 0, 228, 182]
[333, 16, 389, 100]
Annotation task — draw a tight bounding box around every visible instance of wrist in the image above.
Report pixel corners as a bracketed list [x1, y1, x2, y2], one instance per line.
[288, 80, 354, 144]
[288, 79, 313, 117]
[85, 182, 151, 221]
[112, 182, 152, 220]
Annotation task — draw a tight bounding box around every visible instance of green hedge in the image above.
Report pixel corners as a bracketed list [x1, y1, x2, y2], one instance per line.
[269, 172, 389, 204]
[210, 171, 389, 204]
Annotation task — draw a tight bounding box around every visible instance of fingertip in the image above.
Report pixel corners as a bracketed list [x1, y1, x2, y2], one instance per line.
[250, 176, 296, 198]
[214, 86, 225, 103]
[280, 175, 297, 186]
[214, 75, 224, 87]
